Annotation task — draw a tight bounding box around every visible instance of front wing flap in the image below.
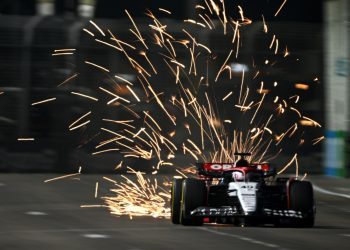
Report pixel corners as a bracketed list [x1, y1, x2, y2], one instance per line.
[191, 206, 307, 219]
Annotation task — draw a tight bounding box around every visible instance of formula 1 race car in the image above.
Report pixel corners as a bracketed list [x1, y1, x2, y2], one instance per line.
[171, 153, 315, 227]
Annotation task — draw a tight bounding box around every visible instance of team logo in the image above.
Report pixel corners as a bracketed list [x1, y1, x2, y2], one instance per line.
[207, 163, 235, 170]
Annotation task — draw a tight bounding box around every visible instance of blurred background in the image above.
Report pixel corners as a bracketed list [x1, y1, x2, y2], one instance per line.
[0, 0, 347, 177]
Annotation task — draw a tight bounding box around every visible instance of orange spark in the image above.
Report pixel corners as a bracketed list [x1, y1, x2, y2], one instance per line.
[83, 28, 94, 37]
[69, 111, 91, 129]
[31, 97, 56, 106]
[312, 136, 325, 145]
[57, 73, 78, 87]
[89, 20, 105, 36]
[44, 172, 81, 183]
[69, 120, 91, 131]
[95, 38, 122, 51]
[295, 83, 309, 90]
[17, 138, 35, 141]
[262, 15, 268, 33]
[158, 8, 171, 14]
[222, 91, 233, 101]
[126, 85, 141, 102]
[125, 10, 148, 49]
[52, 52, 74, 56]
[274, 0, 288, 17]
[92, 149, 120, 155]
[70, 92, 98, 101]
[85, 61, 110, 72]
[277, 153, 297, 175]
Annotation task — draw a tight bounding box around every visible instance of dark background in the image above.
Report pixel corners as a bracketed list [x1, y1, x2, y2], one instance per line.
[0, 0, 322, 22]
[0, 0, 324, 174]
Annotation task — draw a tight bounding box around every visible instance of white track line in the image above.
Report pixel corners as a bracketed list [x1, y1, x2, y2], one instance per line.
[313, 185, 350, 199]
[25, 211, 48, 216]
[82, 234, 110, 239]
[198, 227, 281, 248]
[0, 227, 173, 235]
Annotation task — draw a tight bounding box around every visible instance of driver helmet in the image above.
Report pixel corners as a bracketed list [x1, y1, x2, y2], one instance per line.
[235, 158, 249, 167]
[232, 171, 244, 181]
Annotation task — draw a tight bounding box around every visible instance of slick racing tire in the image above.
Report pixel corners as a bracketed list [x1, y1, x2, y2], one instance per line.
[171, 178, 183, 224]
[180, 178, 207, 226]
[289, 181, 315, 227]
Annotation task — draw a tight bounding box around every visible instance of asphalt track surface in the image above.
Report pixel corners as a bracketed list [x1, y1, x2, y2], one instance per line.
[0, 174, 349, 250]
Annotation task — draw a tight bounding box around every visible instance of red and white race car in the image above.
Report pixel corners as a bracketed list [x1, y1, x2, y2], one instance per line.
[171, 153, 315, 227]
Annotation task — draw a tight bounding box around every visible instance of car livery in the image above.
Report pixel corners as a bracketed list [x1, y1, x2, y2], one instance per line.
[171, 153, 315, 227]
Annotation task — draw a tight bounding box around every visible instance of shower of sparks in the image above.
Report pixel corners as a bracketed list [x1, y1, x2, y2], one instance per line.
[49, 0, 322, 219]
[102, 168, 171, 218]
[31, 97, 57, 106]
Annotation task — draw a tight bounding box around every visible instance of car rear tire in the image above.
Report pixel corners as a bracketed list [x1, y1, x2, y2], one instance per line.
[180, 178, 207, 226]
[289, 181, 315, 227]
[171, 178, 183, 224]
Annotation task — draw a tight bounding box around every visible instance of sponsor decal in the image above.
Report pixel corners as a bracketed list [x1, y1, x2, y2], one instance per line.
[204, 163, 235, 171]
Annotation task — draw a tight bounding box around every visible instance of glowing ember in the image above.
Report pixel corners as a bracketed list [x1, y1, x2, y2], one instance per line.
[295, 83, 310, 90]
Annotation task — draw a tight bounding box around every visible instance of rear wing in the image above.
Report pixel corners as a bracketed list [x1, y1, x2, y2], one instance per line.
[196, 163, 234, 178]
[196, 162, 276, 178]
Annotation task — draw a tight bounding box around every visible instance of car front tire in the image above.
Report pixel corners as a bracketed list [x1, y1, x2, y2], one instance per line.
[171, 178, 183, 224]
[289, 180, 315, 227]
[180, 178, 206, 226]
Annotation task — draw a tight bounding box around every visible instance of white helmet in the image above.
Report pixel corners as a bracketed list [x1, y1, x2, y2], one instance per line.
[232, 171, 244, 181]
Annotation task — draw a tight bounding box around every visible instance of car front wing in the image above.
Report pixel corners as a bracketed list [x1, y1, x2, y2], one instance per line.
[191, 206, 306, 218]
